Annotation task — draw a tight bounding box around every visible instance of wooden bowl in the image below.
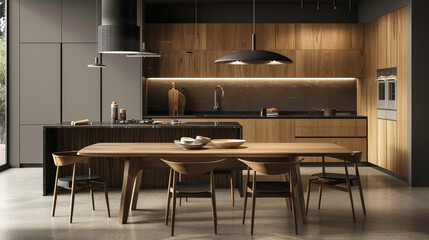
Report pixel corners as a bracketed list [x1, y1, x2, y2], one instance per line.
[211, 139, 246, 148]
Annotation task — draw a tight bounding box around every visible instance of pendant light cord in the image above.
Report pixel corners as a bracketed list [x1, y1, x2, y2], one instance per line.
[195, 0, 198, 38]
[253, 0, 255, 34]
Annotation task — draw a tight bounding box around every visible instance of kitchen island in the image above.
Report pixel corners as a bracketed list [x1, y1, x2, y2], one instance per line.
[43, 122, 242, 195]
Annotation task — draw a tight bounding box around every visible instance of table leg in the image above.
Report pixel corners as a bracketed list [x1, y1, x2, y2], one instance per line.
[119, 159, 139, 224]
[291, 163, 307, 224]
[131, 169, 143, 210]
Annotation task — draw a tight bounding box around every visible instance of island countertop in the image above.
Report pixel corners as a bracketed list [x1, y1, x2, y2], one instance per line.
[43, 122, 242, 129]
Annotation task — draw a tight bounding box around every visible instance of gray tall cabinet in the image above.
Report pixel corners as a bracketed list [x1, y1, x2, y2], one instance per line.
[13, 0, 143, 165]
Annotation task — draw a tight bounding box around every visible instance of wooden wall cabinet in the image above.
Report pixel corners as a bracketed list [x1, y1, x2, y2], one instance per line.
[144, 23, 364, 78]
[360, 7, 408, 177]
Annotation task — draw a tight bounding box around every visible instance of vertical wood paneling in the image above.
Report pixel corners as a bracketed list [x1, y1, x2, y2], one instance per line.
[362, 7, 408, 177]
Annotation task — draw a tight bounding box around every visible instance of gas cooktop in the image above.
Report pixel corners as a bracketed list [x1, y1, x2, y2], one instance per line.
[114, 119, 167, 125]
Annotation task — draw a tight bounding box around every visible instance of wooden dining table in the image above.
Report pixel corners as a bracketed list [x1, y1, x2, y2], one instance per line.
[78, 142, 352, 225]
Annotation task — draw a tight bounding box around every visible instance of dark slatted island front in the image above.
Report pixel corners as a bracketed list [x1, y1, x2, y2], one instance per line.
[43, 122, 242, 195]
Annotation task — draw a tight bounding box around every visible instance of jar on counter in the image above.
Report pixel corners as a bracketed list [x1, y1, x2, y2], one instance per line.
[111, 101, 118, 123]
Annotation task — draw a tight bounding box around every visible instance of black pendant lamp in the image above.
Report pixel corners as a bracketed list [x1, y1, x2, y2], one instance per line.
[215, 0, 293, 65]
[98, 0, 140, 54]
[88, 57, 106, 68]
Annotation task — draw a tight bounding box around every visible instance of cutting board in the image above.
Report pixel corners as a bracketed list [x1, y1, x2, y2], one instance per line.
[168, 83, 186, 116]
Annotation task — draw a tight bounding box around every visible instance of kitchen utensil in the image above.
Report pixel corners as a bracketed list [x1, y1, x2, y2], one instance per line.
[323, 108, 336, 116]
[211, 139, 246, 148]
[168, 82, 186, 116]
[71, 119, 90, 126]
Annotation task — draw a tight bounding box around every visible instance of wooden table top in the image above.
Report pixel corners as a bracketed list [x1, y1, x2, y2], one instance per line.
[78, 142, 352, 158]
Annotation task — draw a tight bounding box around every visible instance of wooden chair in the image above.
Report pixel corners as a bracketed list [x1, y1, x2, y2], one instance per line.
[162, 158, 225, 236]
[179, 170, 235, 207]
[51, 151, 110, 223]
[305, 151, 366, 222]
[238, 157, 304, 235]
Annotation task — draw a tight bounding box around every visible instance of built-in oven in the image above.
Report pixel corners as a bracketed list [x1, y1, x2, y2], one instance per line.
[377, 68, 397, 121]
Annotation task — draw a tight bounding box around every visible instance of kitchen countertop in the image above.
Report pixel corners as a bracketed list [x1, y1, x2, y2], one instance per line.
[43, 122, 242, 129]
[146, 111, 367, 119]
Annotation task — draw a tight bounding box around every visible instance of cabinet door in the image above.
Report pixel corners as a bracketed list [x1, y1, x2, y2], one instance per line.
[20, 44, 61, 124]
[62, 44, 100, 122]
[20, 0, 61, 42]
[102, 54, 142, 121]
[20, 125, 43, 164]
[62, 0, 97, 43]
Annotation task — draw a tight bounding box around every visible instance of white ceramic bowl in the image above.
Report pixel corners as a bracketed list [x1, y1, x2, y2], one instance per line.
[180, 137, 195, 144]
[195, 136, 211, 145]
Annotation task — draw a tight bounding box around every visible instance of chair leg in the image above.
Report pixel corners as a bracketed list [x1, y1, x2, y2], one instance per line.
[305, 178, 311, 215]
[171, 171, 177, 236]
[345, 162, 356, 222]
[355, 164, 366, 215]
[210, 171, 218, 234]
[69, 164, 77, 223]
[282, 173, 292, 210]
[291, 196, 298, 234]
[178, 173, 182, 207]
[317, 186, 323, 210]
[52, 166, 60, 217]
[104, 181, 111, 218]
[242, 167, 250, 224]
[250, 171, 257, 235]
[230, 170, 234, 207]
[165, 169, 172, 225]
[90, 187, 95, 211]
[290, 174, 298, 235]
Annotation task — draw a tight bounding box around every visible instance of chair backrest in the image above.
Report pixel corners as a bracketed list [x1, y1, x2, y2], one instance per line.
[52, 151, 89, 167]
[161, 158, 225, 176]
[329, 151, 362, 163]
[238, 157, 303, 175]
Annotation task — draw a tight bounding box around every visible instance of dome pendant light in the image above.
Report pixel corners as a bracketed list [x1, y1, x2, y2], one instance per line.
[215, 0, 293, 65]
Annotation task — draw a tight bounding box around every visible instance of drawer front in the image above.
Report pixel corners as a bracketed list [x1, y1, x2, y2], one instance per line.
[295, 119, 367, 137]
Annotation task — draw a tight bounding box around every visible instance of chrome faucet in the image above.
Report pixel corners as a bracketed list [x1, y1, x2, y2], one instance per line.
[214, 85, 225, 110]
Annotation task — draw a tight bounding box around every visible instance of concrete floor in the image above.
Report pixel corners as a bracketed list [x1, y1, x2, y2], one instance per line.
[1, 167, 429, 240]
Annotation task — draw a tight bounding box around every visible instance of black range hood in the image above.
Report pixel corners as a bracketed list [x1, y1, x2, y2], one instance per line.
[98, 0, 140, 54]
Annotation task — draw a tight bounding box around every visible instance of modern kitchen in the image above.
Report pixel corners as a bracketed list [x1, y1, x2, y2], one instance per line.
[2, 0, 429, 239]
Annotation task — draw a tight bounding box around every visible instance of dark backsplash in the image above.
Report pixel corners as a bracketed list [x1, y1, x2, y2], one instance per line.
[146, 78, 357, 115]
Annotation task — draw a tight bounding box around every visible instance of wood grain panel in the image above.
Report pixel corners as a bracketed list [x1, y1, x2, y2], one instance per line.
[361, 7, 408, 177]
[295, 119, 367, 137]
[294, 138, 367, 162]
[396, 7, 408, 177]
[206, 23, 252, 50]
[295, 50, 363, 78]
[144, 23, 364, 78]
[255, 24, 276, 50]
[275, 24, 296, 50]
[377, 119, 387, 168]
